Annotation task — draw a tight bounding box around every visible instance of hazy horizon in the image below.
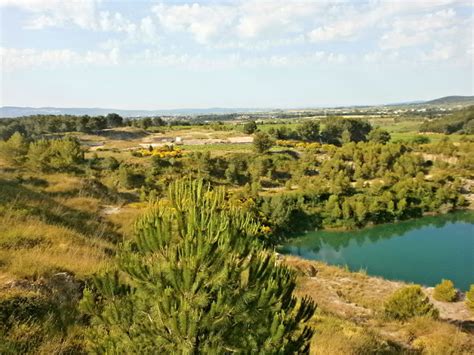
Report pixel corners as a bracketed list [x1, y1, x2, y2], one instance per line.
[3, 94, 473, 113]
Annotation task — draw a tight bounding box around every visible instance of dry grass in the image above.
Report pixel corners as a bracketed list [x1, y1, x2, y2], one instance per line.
[309, 312, 398, 354]
[0, 170, 123, 281]
[283, 256, 474, 354]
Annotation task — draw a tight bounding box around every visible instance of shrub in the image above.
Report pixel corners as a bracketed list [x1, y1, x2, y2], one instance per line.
[253, 131, 274, 153]
[103, 156, 119, 171]
[297, 120, 320, 142]
[242, 121, 257, 134]
[0, 132, 29, 165]
[433, 279, 457, 302]
[412, 136, 430, 145]
[117, 164, 139, 189]
[368, 128, 391, 144]
[27, 137, 83, 171]
[384, 285, 438, 321]
[466, 285, 474, 312]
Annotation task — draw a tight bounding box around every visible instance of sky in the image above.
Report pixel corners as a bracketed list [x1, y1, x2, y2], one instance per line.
[0, 0, 473, 109]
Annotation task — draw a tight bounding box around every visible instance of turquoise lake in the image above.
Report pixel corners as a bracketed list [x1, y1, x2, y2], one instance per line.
[279, 211, 474, 290]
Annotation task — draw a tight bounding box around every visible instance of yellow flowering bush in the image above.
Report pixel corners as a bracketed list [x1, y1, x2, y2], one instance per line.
[135, 146, 184, 158]
[275, 140, 321, 150]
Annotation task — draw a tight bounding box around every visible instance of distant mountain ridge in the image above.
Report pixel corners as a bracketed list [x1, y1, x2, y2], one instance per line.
[0, 106, 264, 118]
[423, 96, 474, 105]
[1, 95, 473, 118]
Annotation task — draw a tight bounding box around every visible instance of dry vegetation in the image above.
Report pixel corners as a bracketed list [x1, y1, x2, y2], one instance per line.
[0, 116, 473, 353]
[284, 256, 474, 354]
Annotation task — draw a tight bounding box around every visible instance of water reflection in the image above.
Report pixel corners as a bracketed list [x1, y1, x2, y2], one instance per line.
[280, 211, 474, 254]
[279, 211, 474, 290]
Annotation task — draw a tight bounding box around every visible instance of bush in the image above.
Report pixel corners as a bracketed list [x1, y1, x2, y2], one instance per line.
[368, 128, 391, 144]
[412, 136, 430, 145]
[242, 121, 257, 134]
[384, 285, 438, 321]
[103, 156, 119, 171]
[27, 137, 83, 171]
[0, 132, 29, 165]
[466, 285, 474, 312]
[253, 132, 274, 153]
[433, 279, 457, 302]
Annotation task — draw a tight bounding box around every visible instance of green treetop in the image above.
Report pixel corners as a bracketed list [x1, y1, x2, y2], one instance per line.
[253, 131, 274, 154]
[81, 179, 315, 353]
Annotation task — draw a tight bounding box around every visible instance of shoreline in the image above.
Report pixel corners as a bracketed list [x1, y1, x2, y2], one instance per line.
[283, 256, 474, 325]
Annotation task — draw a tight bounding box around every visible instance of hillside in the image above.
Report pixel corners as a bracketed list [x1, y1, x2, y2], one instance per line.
[2, 95, 473, 119]
[420, 105, 474, 134]
[0, 116, 473, 353]
[424, 96, 474, 106]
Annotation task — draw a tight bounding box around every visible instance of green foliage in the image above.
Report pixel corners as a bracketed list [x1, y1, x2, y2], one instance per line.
[466, 285, 474, 312]
[297, 120, 320, 142]
[321, 117, 372, 145]
[103, 156, 120, 171]
[259, 194, 315, 238]
[0, 132, 29, 165]
[243, 120, 257, 134]
[188, 151, 213, 177]
[81, 179, 316, 353]
[368, 128, 391, 144]
[412, 136, 431, 144]
[27, 137, 84, 171]
[253, 131, 274, 153]
[419, 106, 474, 134]
[384, 285, 438, 321]
[105, 113, 123, 128]
[117, 164, 142, 189]
[433, 279, 457, 302]
[249, 156, 274, 180]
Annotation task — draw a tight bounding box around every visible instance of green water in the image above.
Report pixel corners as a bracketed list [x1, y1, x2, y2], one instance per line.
[279, 211, 474, 290]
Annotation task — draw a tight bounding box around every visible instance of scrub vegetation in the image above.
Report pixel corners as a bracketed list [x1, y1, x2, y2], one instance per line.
[0, 106, 473, 353]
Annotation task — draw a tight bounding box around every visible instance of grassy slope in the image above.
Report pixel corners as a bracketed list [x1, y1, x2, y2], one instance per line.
[1, 121, 473, 353]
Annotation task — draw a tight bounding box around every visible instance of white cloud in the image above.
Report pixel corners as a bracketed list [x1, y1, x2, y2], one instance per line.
[235, 1, 326, 39]
[420, 43, 456, 61]
[132, 49, 347, 70]
[151, 1, 328, 44]
[152, 3, 233, 43]
[1, 0, 100, 30]
[1, 0, 471, 70]
[308, 21, 361, 42]
[1, 47, 120, 70]
[380, 9, 459, 50]
[140, 17, 156, 40]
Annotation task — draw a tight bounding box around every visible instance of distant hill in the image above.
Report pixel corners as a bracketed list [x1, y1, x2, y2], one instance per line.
[1, 95, 473, 118]
[419, 105, 474, 134]
[0, 106, 263, 118]
[423, 96, 474, 106]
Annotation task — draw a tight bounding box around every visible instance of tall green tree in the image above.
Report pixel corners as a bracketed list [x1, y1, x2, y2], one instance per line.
[81, 179, 315, 353]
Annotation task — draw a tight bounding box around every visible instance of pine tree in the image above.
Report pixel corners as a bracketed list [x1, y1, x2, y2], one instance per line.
[0, 132, 28, 165]
[81, 179, 315, 353]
